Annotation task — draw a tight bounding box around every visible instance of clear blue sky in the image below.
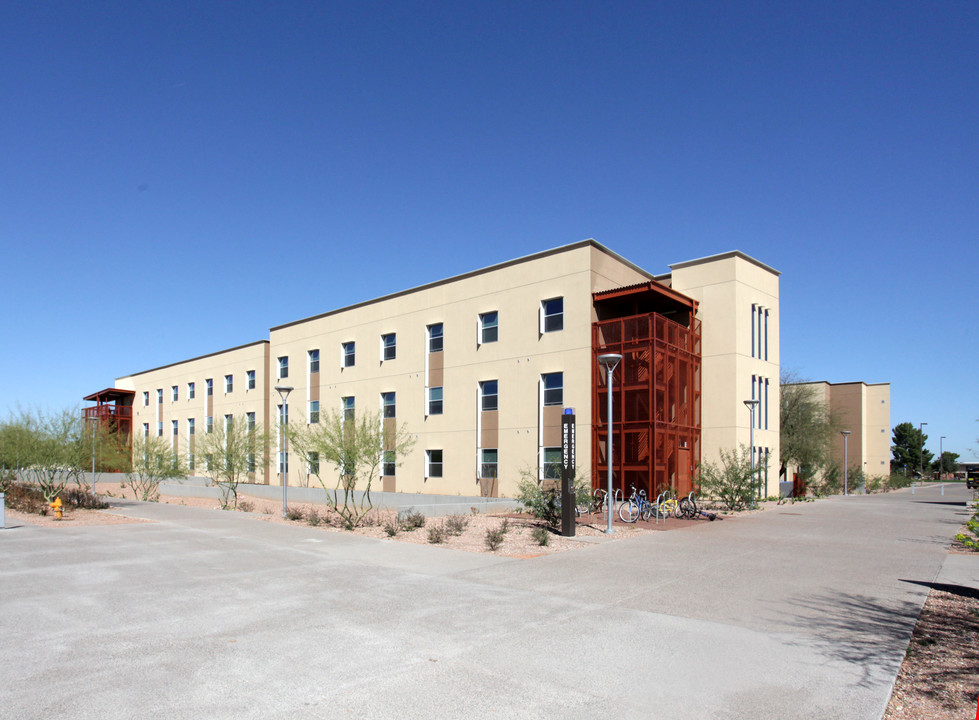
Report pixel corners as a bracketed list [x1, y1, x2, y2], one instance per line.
[2, 2, 977, 461]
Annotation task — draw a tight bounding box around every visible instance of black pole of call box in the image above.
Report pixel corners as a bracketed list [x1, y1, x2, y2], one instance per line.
[561, 409, 576, 537]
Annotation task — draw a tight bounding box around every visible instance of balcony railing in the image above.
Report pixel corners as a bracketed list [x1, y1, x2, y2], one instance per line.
[83, 405, 133, 421]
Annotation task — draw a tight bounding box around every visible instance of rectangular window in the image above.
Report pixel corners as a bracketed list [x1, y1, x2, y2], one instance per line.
[382, 392, 396, 419]
[247, 370, 256, 389]
[480, 380, 498, 412]
[172, 420, 178, 437]
[278, 356, 289, 379]
[309, 400, 320, 424]
[428, 386, 443, 415]
[171, 385, 178, 402]
[206, 416, 213, 434]
[764, 379, 770, 430]
[542, 373, 563, 406]
[188, 418, 195, 436]
[342, 396, 355, 422]
[188, 382, 195, 399]
[206, 378, 213, 396]
[758, 308, 763, 359]
[381, 333, 396, 361]
[225, 414, 233, 432]
[479, 311, 498, 344]
[246, 412, 255, 432]
[764, 309, 769, 361]
[309, 349, 320, 374]
[225, 374, 233, 393]
[143, 391, 149, 407]
[279, 451, 289, 475]
[543, 447, 562, 479]
[751, 305, 756, 358]
[157, 388, 163, 404]
[382, 450, 396, 477]
[428, 323, 443, 353]
[143, 423, 149, 437]
[541, 297, 563, 333]
[157, 421, 163, 437]
[188, 453, 195, 472]
[247, 452, 255, 473]
[308, 451, 320, 475]
[426, 449, 443, 478]
[342, 341, 355, 368]
[481, 449, 498, 479]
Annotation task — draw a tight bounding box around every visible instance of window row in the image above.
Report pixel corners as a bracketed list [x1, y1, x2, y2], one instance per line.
[750, 375, 770, 430]
[274, 298, 565, 379]
[143, 373, 257, 406]
[144, 412, 256, 438]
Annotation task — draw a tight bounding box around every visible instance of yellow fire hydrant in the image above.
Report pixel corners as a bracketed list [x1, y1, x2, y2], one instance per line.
[49, 497, 63, 519]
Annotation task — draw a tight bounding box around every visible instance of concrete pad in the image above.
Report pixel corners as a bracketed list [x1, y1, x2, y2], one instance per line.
[0, 483, 970, 719]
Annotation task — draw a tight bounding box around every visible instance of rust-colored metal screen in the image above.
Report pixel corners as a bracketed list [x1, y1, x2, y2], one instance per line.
[592, 313, 701, 499]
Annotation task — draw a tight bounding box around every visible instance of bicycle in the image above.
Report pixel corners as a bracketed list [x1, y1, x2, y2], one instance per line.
[654, 490, 679, 519]
[618, 485, 656, 523]
[675, 491, 718, 521]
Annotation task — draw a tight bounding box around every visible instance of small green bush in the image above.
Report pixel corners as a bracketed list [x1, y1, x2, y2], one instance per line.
[285, 506, 305, 521]
[399, 508, 426, 531]
[484, 527, 505, 551]
[306, 507, 323, 526]
[532, 526, 550, 546]
[4, 483, 49, 515]
[383, 518, 400, 537]
[427, 522, 446, 544]
[445, 515, 469, 536]
[698, 446, 760, 511]
[955, 502, 979, 550]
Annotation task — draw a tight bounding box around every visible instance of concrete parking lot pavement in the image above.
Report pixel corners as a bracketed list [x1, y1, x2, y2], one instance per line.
[1, 484, 973, 719]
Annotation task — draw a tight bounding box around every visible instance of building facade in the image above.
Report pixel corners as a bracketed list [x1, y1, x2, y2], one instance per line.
[89, 241, 781, 499]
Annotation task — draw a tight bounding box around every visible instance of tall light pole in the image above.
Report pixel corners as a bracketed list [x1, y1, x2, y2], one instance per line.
[598, 353, 622, 535]
[841, 430, 851, 495]
[939, 436, 946, 480]
[744, 399, 760, 500]
[275, 385, 293, 518]
[918, 422, 928, 480]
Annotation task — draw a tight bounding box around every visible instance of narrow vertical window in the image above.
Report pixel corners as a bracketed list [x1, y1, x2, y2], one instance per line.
[143, 391, 149, 407]
[481, 449, 498, 478]
[172, 420, 178, 437]
[480, 380, 499, 412]
[188, 382, 195, 399]
[225, 374, 233, 393]
[278, 356, 289, 379]
[342, 396, 355, 422]
[428, 387, 443, 415]
[308, 349, 320, 374]
[342, 342, 355, 368]
[206, 378, 213, 396]
[382, 450, 396, 477]
[382, 392, 396, 419]
[381, 333, 396, 361]
[247, 370, 256, 389]
[426, 450, 443, 478]
[751, 305, 756, 358]
[143, 423, 149, 437]
[542, 373, 563, 406]
[157, 389, 163, 404]
[543, 447, 562, 479]
[764, 309, 769, 361]
[479, 311, 498, 344]
[309, 400, 320, 424]
[188, 418, 195, 436]
[171, 386, 178, 402]
[428, 324, 443, 353]
[541, 298, 564, 333]
[764, 379, 770, 430]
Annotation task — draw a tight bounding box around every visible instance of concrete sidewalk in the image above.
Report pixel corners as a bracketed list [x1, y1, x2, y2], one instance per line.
[0, 484, 972, 719]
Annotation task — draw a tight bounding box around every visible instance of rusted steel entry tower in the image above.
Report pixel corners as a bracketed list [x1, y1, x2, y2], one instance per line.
[592, 282, 702, 500]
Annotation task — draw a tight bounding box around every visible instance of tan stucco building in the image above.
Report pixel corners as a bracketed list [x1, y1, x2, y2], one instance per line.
[94, 241, 781, 498]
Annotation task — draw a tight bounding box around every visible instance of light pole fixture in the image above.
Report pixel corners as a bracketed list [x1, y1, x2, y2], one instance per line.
[744, 399, 760, 500]
[918, 422, 928, 480]
[840, 431, 851, 495]
[275, 385, 293, 518]
[598, 353, 623, 535]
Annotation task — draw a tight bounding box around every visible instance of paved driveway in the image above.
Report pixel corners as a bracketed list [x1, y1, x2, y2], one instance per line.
[1, 484, 974, 719]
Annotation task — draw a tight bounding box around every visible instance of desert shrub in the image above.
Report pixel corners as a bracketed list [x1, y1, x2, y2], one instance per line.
[887, 473, 913, 490]
[427, 522, 447, 544]
[532, 526, 550, 546]
[484, 527, 505, 551]
[4, 482, 49, 515]
[698, 445, 761, 511]
[499, 517, 512, 534]
[285, 506, 305, 521]
[955, 502, 979, 550]
[61, 487, 109, 510]
[383, 518, 400, 537]
[237, 499, 255, 513]
[445, 515, 469, 536]
[399, 508, 426, 531]
[261, 506, 273, 515]
[515, 467, 592, 528]
[306, 507, 322, 526]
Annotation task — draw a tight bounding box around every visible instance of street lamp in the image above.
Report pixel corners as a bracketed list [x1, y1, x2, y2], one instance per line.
[918, 422, 928, 480]
[744, 399, 760, 500]
[598, 353, 623, 535]
[275, 385, 293, 518]
[939, 436, 946, 480]
[840, 431, 851, 495]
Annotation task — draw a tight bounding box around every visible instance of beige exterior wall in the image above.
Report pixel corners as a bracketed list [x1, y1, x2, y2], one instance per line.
[116, 341, 271, 484]
[266, 242, 650, 497]
[664, 252, 781, 496]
